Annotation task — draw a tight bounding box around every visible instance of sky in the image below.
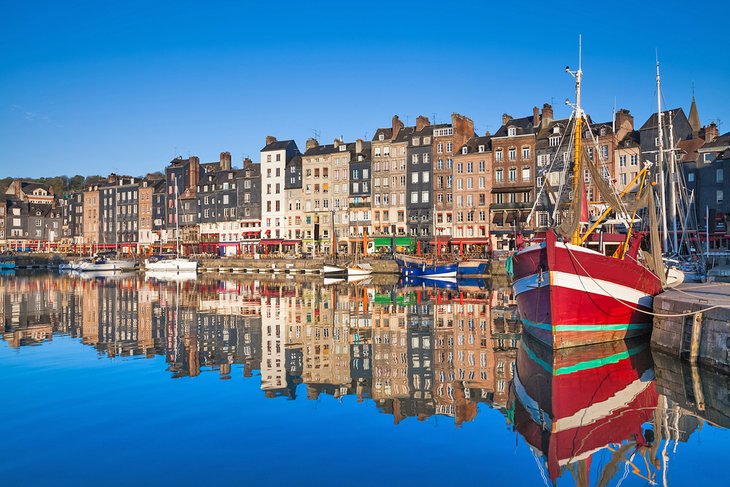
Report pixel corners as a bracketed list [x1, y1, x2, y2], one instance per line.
[2, 0, 729, 178]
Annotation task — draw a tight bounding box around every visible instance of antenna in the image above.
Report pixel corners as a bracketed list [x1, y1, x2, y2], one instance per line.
[578, 34, 582, 71]
[312, 129, 321, 142]
[612, 97, 617, 133]
[432, 112, 437, 124]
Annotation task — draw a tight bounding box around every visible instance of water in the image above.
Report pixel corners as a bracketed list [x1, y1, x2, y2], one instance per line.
[0, 272, 727, 486]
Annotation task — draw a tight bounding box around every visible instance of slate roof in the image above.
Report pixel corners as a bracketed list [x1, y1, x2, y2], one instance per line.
[492, 115, 536, 138]
[618, 130, 641, 148]
[456, 135, 492, 154]
[639, 108, 686, 131]
[261, 139, 298, 152]
[701, 131, 730, 151]
[677, 137, 706, 164]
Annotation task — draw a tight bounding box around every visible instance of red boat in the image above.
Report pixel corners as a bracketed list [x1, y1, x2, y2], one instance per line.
[512, 230, 663, 348]
[510, 51, 666, 349]
[513, 335, 658, 483]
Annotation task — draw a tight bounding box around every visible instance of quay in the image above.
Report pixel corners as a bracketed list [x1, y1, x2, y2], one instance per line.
[651, 282, 730, 373]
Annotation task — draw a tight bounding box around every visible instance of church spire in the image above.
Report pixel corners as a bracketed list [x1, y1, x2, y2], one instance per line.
[688, 95, 701, 137]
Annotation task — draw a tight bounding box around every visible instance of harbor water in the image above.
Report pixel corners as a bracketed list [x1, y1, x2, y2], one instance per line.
[0, 272, 728, 486]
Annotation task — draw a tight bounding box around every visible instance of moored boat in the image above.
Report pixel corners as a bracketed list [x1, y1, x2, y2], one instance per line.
[347, 262, 373, 276]
[78, 256, 136, 272]
[0, 261, 17, 270]
[144, 255, 197, 272]
[323, 263, 347, 277]
[456, 259, 489, 276]
[395, 254, 457, 279]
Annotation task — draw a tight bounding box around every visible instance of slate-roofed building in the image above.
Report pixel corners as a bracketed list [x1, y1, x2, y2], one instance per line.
[451, 133, 492, 253]
[349, 140, 372, 253]
[406, 117, 436, 248]
[4, 180, 55, 205]
[490, 110, 538, 251]
[98, 175, 140, 252]
[237, 158, 262, 254]
[260, 137, 301, 246]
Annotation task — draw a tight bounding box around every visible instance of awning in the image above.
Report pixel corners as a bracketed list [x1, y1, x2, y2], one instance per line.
[282, 240, 301, 245]
[450, 238, 489, 244]
[259, 239, 283, 245]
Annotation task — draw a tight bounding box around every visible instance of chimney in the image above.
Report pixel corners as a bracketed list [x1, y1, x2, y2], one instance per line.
[452, 113, 474, 145]
[306, 138, 319, 151]
[243, 157, 252, 167]
[533, 106, 540, 127]
[416, 115, 430, 131]
[392, 115, 403, 141]
[485, 130, 491, 137]
[189, 156, 200, 191]
[541, 103, 553, 127]
[333, 137, 342, 149]
[705, 122, 719, 143]
[502, 113, 513, 125]
[355, 138, 363, 160]
[265, 135, 277, 146]
[220, 151, 232, 171]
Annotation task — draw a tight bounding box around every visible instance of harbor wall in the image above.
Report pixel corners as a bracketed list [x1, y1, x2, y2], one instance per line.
[651, 286, 730, 374]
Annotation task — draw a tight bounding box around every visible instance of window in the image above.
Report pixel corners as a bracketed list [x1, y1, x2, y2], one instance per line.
[495, 169, 503, 182]
[495, 150, 503, 162]
[704, 153, 713, 164]
[411, 154, 418, 164]
[620, 173, 627, 185]
[508, 148, 516, 161]
[422, 191, 429, 203]
[630, 154, 638, 166]
[478, 145, 485, 153]
[383, 146, 390, 156]
[437, 143, 443, 153]
[375, 147, 381, 157]
[411, 173, 419, 184]
[446, 142, 452, 152]
[717, 169, 724, 183]
[619, 155, 627, 167]
[688, 172, 695, 183]
[422, 171, 430, 183]
[410, 192, 418, 203]
[378, 133, 384, 141]
[456, 163, 463, 174]
[549, 136, 559, 147]
[522, 146, 530, 160]
[467, 162, 473, 173]
[462, 146, 468, 154]
[508, 127, 516, 136]
[600, 145, 609, 160]
[522, 167, 530, 181]
[718, 190, 724, 205]
[508, 168, 517, 181]
[479, 160, 485, 172]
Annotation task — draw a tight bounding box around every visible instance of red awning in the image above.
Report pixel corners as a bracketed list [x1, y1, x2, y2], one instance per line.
[450, 238, 490, 244]
[282, 240, 301, 245]
[259, 239, 283, 245]
[429, 236, 451, 244]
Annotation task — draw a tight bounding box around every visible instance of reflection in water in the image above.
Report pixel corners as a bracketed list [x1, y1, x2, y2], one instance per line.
[1, 273, 728, 485]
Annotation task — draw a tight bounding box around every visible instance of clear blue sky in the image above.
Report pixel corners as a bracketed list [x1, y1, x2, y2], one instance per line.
[2, 0, 728, 178]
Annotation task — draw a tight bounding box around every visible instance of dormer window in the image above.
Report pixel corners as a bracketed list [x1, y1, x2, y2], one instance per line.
[508, 127, 517, 136]
[600, 127, 607, 136]
[339, 145, 346, 152]
[423, 137, 431, 144]
[549, 136, 560, 147]
[478, 145, 485, 153]
[552, 126, 560, 134]
[412, 137, 419, 145]
[378, 134, 384, 141]
[462, 146, 468, 154]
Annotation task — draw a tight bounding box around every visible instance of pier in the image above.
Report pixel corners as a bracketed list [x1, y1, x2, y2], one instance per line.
[651, 282, 730, 373]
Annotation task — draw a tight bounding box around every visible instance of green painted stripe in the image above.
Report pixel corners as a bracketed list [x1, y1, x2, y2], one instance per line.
[521, 334, 648, 376]
[521, 318, 650, 332]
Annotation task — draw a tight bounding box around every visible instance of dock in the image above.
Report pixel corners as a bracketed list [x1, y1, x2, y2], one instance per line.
[651, 282, 730, 373]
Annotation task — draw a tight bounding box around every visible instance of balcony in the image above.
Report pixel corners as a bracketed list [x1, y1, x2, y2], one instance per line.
[490, 202, 532, 210]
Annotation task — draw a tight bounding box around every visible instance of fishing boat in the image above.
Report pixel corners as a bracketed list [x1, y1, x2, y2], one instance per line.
[456, 259, 490, 276]
[394, 254, 457, 279]
[144, 177, 197, 273]
[511, 44, 665, 349]
[513, 335, 659, 484]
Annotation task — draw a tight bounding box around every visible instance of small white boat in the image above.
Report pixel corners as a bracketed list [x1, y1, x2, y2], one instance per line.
[78, 257, 136, 272]
[145, 269, 198, 282]
[323, 264, 346, 276]
[347, 262, 373, 276]
[144, 256, 198, 272]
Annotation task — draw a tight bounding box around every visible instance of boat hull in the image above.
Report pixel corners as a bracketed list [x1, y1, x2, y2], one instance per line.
[456, 259, 489, 276]
[323, 264, 347, 277]
[395, 255, 457, 278]
[78, 259, 136, 272]
[511, 231, 662, 349]
[144, 258, 197, 272]
[0, 262, 17, 270]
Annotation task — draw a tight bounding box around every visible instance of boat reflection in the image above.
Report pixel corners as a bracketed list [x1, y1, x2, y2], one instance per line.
[513, 334, 660, 485]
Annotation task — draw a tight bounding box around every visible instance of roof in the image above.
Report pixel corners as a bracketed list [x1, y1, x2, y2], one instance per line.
[677, 137, 706, 164]
[492, 115, 536, 138]
[303, 141, 357, 157]
[371, 127, 393, 141]
[618, 130, 641, 148]
[639, 108, 686, 131]
[688, 97, 701, 134]
[261, 139, 298, 152]
[456, 135, 492, 154]
[701, 131, 730, 151]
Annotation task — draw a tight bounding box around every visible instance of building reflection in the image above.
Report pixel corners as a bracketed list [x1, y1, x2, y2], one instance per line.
[1, 272, 728, 486]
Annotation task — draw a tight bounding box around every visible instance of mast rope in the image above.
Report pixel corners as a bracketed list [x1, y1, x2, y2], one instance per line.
[564, 246, 730, 318]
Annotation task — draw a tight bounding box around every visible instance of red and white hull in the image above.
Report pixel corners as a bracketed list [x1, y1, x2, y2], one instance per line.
[511, 231, 663, 348]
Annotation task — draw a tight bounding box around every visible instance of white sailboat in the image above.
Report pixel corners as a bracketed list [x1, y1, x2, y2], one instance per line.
[145, 176, 198, 273]
[79, 198, 135, 272]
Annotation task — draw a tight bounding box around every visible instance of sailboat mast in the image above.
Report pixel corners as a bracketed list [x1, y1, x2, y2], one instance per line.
[571, 37, 584, 246]
[656, 57, 669, 252]
[667, 114, 679, 252]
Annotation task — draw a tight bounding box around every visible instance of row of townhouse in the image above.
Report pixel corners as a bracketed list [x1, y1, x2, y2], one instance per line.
[3, 98, 728, 254]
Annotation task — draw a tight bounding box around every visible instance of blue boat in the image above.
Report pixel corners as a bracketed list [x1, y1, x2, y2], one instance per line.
[0, 261, 16, 270]
[456, 259, 490, 276]
[395, 254, 457, 278]
[401, 276, 458, 290]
